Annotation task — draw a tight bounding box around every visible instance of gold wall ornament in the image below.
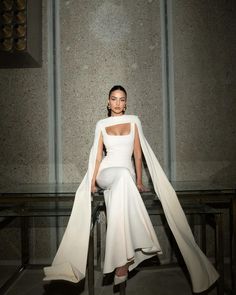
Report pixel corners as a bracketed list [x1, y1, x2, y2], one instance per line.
[1, 24, 13, 38]
[15, 0, 26, 11]
[15, 11, 26, 24]
[1, 0, 14, 11]
[14, 37, 26, 51]
[1, 11, 14, 24]
[0, 38, 13, 51]
[0, 0, 42, 68]
[15, 24, 26, 37]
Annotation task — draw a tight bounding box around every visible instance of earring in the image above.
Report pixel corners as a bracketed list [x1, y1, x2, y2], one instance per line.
[123, 105, 127, 111]
[107, 104, 111, 109]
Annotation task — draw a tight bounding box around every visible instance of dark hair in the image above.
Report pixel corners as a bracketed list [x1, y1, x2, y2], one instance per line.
[107, 85, 127, 117]
[108, 85, 127, 98]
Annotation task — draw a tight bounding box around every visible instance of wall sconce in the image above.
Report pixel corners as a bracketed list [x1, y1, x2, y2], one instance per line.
[0, 0, 42, 68]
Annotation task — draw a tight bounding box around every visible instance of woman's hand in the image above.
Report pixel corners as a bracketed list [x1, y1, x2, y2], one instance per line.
[91, 183, 98, 193]
[136, 183, 150, 192]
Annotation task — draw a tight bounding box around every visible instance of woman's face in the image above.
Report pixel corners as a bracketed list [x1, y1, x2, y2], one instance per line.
[108, 90, 127, 116]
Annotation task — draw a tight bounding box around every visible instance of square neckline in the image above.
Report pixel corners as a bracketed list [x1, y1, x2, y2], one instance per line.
[104, 123, 133, 137]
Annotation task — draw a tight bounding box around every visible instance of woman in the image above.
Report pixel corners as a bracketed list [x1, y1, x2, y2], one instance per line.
[44, 85, 219, 293]
[91, 85, 162, 284]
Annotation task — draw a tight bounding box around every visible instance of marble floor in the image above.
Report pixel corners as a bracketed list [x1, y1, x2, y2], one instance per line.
[0, 265, 224, 295]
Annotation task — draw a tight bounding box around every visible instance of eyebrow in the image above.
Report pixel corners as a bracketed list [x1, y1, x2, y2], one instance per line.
[111, 95, 126, 99]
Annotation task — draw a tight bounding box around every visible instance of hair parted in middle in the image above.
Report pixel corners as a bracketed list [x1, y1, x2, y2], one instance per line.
[107, 85, 127, 117]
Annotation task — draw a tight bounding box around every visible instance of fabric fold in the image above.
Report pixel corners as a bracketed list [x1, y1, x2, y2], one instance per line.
[43, 114, 219, 293]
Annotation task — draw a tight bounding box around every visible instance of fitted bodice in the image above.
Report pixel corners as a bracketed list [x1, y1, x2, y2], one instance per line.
[97, 122, 135, 176]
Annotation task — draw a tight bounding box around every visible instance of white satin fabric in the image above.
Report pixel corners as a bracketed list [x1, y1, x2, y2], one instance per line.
[43, 115, 219, 293]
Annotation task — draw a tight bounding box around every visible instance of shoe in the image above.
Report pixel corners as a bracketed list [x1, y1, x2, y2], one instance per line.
[114, 274, 128, 285]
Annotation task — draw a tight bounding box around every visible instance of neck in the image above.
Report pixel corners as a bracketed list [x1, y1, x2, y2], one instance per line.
[111, 113, 124, 117]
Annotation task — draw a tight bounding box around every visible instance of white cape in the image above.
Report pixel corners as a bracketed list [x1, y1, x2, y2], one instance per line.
[43, 115, 219, 293]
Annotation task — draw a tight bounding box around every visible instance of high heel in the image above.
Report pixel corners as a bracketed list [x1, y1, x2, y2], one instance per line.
[114, 274, 128, 285]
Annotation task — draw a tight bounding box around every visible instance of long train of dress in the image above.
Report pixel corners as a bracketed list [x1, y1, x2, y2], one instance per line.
[43, 115, 219, 293]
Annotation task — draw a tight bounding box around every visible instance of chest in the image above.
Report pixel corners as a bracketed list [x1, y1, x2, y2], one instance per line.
[105, 123, 131, 136]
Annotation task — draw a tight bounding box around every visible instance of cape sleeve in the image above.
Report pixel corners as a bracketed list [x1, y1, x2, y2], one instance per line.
[134, 116, 219, 293]
[43, 120, 102, 283]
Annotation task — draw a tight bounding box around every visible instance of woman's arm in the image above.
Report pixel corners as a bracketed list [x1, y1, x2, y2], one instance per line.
[133, 124, 147, 192]
[91, 132, 104, 193]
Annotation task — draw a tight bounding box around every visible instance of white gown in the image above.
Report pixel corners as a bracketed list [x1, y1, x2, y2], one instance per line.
[96, 122, 162, 274]
[43, 115, 219, 293]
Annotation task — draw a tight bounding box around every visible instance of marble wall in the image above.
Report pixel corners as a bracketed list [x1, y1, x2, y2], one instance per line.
[0, 1, 49, 186]
[173, 0, 236, 182]
[0, 0, 235, 267]
[0, 0, 235, 186]
[60, 0, 163, 184]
